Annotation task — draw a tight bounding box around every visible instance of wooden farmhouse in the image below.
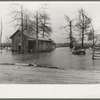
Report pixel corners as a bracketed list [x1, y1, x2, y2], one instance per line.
[10, 30, 56, 53]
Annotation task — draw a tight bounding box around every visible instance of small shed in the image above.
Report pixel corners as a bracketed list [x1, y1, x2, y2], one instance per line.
[10, 30, 56, 53]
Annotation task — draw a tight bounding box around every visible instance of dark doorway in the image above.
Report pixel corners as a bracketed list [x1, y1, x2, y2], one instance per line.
[28, 40, 36, 53]
[18, 45, 21, 53]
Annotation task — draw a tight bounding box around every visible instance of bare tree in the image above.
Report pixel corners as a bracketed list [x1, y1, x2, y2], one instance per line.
[35, 11, 39, 52]
[10, 3, 26, 53]
[29, 11, 41, 52]
[0, 18, 3, 49]
[10, 4, 22, 28]
[88, 27, 95, 48]
[30, 6, 52, 52]
[39, 5, 52, 38]
[23, 9, 33, 31]
[88, 27, 100, 47]
[76, 9, 92, 48]
[10, 4, 52, 52]
[61, 15, 75, 48]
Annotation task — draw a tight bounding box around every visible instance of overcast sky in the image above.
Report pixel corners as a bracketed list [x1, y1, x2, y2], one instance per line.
[0, 1, 100, 43]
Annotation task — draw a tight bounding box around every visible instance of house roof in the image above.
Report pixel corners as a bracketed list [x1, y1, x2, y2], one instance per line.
[10, 30, 20, 39]
[10, 29, 55, 43]
[23, 30, 52, 42]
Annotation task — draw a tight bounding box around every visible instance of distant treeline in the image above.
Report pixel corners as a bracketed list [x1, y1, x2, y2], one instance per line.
[56, 43, 100, 48]
[0, 43, 11, 48]
[1, 42, 100, 49]
[56, 43, 69, 47]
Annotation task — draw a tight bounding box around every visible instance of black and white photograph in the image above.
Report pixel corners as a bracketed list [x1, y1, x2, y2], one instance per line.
[0, 1, 100, 84]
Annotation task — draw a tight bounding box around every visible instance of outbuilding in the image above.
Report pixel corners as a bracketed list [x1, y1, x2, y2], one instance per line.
[10, 30, 56, 53]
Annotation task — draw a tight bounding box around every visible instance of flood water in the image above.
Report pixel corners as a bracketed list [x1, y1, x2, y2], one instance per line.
[0, 47, 100, 71]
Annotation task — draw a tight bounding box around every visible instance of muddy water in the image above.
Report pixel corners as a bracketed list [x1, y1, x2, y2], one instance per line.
[0, 47, 100, 71]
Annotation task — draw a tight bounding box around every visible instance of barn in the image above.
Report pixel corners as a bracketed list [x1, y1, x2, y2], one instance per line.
[10, 30, 56, 53]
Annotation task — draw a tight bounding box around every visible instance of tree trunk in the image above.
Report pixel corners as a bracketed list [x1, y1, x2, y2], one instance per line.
[0, 19, 2, 50]
[43, 24, 45, 38]
[81, 28, 84, 49]
[69, 22, 73, 49]
[21, 5, 24, 53]
[26, 17, 28, 30]
[43, 18, 45, 38]
[36, 12, 39, 52]
[92, 29, 95, 48]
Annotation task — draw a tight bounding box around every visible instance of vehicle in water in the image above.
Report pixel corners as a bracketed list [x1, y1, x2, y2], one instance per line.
[72, 46, 86, 55]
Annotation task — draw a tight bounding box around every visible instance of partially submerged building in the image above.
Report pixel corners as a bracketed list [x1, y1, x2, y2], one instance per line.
[10, 30, 56, 53]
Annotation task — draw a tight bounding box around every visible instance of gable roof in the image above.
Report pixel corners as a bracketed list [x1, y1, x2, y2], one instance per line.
[10, 29, 55, 43]
[23, 30, 52, 42]
[10, 30, 21, 39]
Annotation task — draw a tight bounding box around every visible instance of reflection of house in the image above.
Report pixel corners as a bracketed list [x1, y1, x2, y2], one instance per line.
[10, 30, 56, 52]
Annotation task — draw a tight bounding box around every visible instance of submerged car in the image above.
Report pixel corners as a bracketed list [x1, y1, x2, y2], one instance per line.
[72, 46, 86, 55]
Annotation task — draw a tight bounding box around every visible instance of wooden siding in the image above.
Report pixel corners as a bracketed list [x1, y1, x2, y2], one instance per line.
[11, 30, 56, 52]
[23, 35, 28, 52]
[11, 31, 22, 51]
[38, 41, 55, 51]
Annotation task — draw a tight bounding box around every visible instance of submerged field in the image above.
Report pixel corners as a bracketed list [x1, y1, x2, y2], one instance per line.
[0, 47, 100, 84]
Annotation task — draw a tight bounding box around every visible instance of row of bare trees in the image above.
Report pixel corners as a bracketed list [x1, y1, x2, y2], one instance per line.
[10, 3, 52, 53]
[61, 9, 92, 49]
[10, 4, 97, 51]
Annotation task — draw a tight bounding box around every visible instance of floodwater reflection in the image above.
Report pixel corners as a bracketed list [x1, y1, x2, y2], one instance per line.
[0, 47, 100, 70]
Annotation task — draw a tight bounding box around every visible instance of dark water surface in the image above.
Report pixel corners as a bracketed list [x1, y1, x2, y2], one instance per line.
[0, 47, 100, 71]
